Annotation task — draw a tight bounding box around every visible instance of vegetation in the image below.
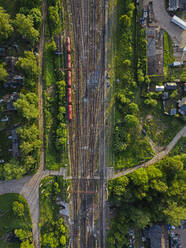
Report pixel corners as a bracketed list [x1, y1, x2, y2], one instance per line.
[43, 0, 68, 170]
[0, 194, 33, 247]
[40, 176, 69, 248]
[112, 0, 153, 170]
[0, 0, 41, 180]
[0, 7, 13, 41]
[164, 31, 174, 75]
[107, 154, 186, 247]
[0, 63, 8, 82]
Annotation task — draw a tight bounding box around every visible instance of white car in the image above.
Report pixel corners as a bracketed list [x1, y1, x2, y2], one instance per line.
[0, 160, 4, 163]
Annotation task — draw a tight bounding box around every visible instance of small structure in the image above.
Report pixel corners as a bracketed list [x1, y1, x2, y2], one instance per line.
[155, 85, 164, 92]
[184, 83, 186, 91]
[162, 92, 169, 100]
[171, 15, 186, 30]
[11, 128, 20, 157]
[165, 82, 177, 90]
[5, 56, 17, 73]
[169, 0, 186, 10]
[170, 108, 177, 115]
[168, 0, 180, 10]
[170, 61, 183, 67]
[0, 47, 5, 56]
[178, 97, 186, 115]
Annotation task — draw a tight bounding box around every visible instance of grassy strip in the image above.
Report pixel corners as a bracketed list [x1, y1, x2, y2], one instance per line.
[39, 176, 69, 247]
[0, 194, 33, 247]
[164, 31, 174, 76]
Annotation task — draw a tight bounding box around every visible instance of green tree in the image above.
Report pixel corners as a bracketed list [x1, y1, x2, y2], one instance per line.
[0, 7, 13, 41]
[0, 63, 8, 82]
[15, 229, 32, 241]
[48, 6, 60, 35]
[12, 201, 24, 218]
[3, 161, 26, 180]
[14, 13, 39, 44]
[14, 92, 38, 120]
[163, 202, 186, 226]
[42, 232, 59, 248]
[125, 114, 139, 129]
[29, 8, 42, 29]
[128, 103, 139, 115]
[20, 240, 34, 248]
[16, 51, 39, 80]
[144, 98, 157, 107]
[60, 235, 66, 246]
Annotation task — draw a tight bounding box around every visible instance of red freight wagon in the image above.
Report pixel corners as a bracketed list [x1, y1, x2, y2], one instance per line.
[67, 70, 71, 87]
[68, 105, 72, 120]
[67, 53, 71, 70]
[67, 88, 72, 103]
[66, 37, 71, 54]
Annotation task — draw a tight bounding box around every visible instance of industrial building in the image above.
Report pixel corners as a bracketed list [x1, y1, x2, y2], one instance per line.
[171, 15, 186, 30]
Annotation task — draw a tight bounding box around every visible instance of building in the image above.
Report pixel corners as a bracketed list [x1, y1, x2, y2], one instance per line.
[178, 97, 186, 115]
[169, 0, 186, 10]
[169, 0, 179, 10]
[165, 82, 177, 90]
[156, 85, 164, 92]
[171, 15, 186, 30]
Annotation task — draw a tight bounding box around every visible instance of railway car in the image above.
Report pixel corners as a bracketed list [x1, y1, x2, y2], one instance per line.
[67, 70, 71, 87]
[67, 88, 72, 103]
[66, 37, 71, 54]
[68, 104, 72, 120]
[67, 53, 71, 70]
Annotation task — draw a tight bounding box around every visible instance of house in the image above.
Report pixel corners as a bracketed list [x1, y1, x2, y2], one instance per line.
[155, 85, 164, 92]
[165, 82, 177, 90]
[171, 15, 186, 30]
[178, 97, 186, 115]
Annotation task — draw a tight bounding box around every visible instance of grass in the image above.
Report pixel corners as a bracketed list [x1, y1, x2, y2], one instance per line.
[0, 194, 32, 247]
[141, 100, 183, 146]
[164, 31, 174, 76]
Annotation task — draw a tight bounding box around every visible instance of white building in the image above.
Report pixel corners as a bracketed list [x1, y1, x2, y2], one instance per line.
[171, 15, 186, 30]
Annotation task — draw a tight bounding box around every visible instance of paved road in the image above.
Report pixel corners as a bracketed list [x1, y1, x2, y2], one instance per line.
[112, 125, 186, 179]
[144, 0, 186, 47]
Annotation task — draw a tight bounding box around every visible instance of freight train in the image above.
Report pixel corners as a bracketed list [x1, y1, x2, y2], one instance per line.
[66, 37, 72, 121]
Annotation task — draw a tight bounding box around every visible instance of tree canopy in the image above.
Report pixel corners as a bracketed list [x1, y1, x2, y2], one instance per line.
[0, 7, 13, 41]
[14, 13, 39, 44]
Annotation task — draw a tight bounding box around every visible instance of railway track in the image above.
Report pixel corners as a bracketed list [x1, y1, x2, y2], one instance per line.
[68, 0, 106, 247]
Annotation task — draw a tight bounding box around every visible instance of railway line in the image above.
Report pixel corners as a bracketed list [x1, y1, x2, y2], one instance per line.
[67, 0, 107, 247]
